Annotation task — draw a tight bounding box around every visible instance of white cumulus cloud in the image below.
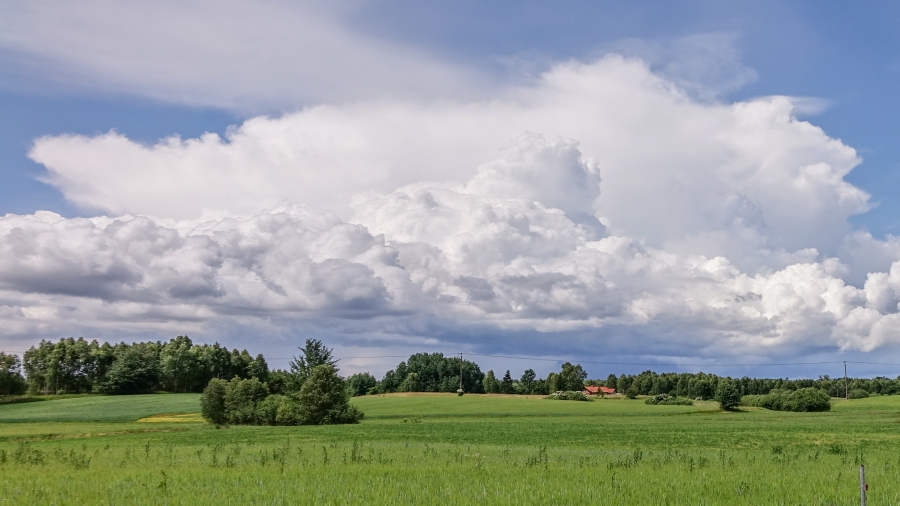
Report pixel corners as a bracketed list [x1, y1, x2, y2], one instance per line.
[5, 55, 900, 365]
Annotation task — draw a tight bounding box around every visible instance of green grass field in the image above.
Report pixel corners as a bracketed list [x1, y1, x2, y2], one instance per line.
[1, 393, 899, 504]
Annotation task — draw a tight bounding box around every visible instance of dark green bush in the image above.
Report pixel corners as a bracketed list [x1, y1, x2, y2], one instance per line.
[848, 389, 869, 399]
[224, 377, 269, 425]
[291, 364, 363, 424]
[714, 378, 741, 410]
[741, 388, 830, 412]
[782, 388, 831, 412]
[645, 393, 693, 405]
[254, 394, 283, 425]
[200, 378, 228, 425]
[740, 394, 767, 407]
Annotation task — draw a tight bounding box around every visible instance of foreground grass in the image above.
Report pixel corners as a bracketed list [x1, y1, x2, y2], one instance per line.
[1, 394, 899, 504]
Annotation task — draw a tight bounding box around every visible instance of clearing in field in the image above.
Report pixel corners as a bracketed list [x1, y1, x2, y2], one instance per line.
[1, 393, 899, 504]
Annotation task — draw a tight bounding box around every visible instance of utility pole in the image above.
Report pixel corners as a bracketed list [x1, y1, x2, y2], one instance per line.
[459, 353, 464, 391]
[844, 361, 849, 401]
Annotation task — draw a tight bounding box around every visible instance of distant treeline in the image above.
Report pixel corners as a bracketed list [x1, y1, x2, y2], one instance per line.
[348, 361, 900, 400]
[3, 339, 900, 400]
[17, 336, 269, 395]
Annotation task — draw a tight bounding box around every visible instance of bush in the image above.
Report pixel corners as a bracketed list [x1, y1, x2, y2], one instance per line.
[224, 378, 269, 425]
[290, 364, 364, 425]
[740, 388, 830, 412]
[714, 378, 741, 410]
[740, 394, 767, 407]
[274, 395, 303, 425]
[200, 378, 228, 425]
[645, 393, 693, 405]
[782, 388, 831, 412]
[547, 391, 593, 401]
[848, 389, 869, 399]
[346, 372, 377, 397]
[254, 394, 282, 425]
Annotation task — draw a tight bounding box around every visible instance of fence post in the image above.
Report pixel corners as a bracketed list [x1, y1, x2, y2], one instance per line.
[859, 464, 867, 506]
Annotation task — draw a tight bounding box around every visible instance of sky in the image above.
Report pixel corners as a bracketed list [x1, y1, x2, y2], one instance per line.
[1, 0, 900, 379]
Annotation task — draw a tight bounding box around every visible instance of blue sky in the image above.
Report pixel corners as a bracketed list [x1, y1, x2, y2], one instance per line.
[3, 1, 900, 233]
[1, 1, 900, 377]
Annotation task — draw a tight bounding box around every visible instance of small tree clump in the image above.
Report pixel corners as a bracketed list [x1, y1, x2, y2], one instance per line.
[715, 378, 741, 410]
[291, 364, 363, 425]
[200, 378, 228, 425]
[645, 393, 693, 405]
[224, 377, 269, 425]
[547, 391, 593, 401]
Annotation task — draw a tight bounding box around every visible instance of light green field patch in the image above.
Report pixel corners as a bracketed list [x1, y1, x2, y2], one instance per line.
[135, 413, 204, 423]
[0, 393, 200, 422]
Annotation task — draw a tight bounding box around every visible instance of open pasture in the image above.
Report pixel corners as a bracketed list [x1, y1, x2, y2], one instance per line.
[1, 394, 899, 504]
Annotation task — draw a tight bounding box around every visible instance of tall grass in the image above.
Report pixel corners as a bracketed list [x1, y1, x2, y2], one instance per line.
[0, 394, 898, 504]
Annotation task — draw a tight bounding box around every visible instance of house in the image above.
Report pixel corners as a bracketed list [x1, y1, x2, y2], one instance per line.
[583, 385, 617, 396]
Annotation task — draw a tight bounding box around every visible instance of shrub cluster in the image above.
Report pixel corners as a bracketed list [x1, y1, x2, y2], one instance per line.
[848, 388, 870, 399]
[201, 364, 363, 426]
[546, 391, 593, 401]
[644, 393, 693, 405]
[740, 388, 831, 412]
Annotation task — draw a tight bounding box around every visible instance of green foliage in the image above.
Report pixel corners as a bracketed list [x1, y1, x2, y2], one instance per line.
[288, 339, 337, 391]
[558, 362, 587, 392]
[848, 388, 869, 399]
[741, 388, 831, 412]
[547, 391, 593, 401]
[546, 372, 560, 393]
[714, 378, 741, 410]
[399, 372, 422, 392]
[518, 369, 537, 394]
[22, 337, 262, 396]
[224, 377, 269, 425]
[347, 372, 378, 397]
[500, 370, 514, 394]
[483, 370, 500, 394]
[0, 353, 26, 400]
[99, 345, 161, 395]
[200, 379, 228, 425]
[290, 364, 363, 425]
[254, 394, 283, 425]
[780, 388, 831, 412]
[382, 354, 484, 394]
[645, 394, 693, 405]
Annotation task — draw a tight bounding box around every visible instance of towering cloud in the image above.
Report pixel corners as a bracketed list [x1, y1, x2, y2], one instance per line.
[5, 56, 898, 364]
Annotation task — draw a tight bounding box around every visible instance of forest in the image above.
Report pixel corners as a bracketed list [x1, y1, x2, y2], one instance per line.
[2, 337, 899, 401]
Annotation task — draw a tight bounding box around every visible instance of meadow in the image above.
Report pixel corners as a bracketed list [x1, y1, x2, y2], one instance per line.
[1, 393, 898, 505]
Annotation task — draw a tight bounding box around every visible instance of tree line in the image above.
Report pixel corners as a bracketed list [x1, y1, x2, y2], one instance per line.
[15, 336, 268, 395]
[3, 338, 899, 400]
[348, 362, 900, 400]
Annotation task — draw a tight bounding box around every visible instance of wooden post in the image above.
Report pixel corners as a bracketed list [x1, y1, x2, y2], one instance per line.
[860, 464, 867, 506]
